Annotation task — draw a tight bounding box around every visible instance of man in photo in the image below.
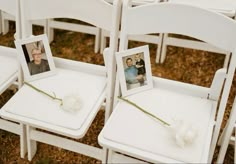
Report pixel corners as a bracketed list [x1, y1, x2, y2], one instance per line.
[125, 58, 144, 89]
[28, 47, 50, 75]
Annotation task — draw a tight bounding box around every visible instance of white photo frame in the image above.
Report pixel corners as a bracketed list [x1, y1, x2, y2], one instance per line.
[116, 45, 153, 97]
[15, 34, 56, 82]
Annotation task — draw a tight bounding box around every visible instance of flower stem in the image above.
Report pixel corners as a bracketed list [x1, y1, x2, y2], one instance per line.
[118, 96, 170, 126]
[24, 82, 62, 102]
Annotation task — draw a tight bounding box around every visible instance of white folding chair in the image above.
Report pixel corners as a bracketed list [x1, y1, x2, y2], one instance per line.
[0, 0, 27, 159]
[217, 95, 236, 163]
[98, 1, 236, 163]
[159, 0, 236, 67]
[47, 14, 101, 54]
[0, 0, 47, 35]
[100, 0, 163, 64]
[0, 0, 121, 162]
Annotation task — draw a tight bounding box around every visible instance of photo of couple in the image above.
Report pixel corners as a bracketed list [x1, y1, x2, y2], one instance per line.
[124, 52, 147, 90]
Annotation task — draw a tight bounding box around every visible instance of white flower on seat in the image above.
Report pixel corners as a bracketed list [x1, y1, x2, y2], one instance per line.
[170, 119, 198, 148]
[61, 94, 82, 112]
[118, 96, 198, 148]
[25, 82, 82, 113]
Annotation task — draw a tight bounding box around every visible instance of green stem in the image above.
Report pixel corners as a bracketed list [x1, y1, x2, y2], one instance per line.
[118, 96, 170, 126]
[24, 82, 62, 102]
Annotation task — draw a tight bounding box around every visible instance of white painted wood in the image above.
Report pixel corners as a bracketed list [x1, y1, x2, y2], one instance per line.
[20, 124, 27, 158]
[169, 0, 236, 17]
[26, 126, 37, 161]
[0, 119, 20, 134]
[159, 0, 236, 65]
[0, 0, 25, 159]
[209, 53, 236, 162]
[48, 19, 100, 53]
[100, 0, 162, 61]
[0, 0, 19, 36]
[111, 151, 149, 163]
[217, 95, 236, 163]
[1, 11, 47, 35]
[53, 57, 106, 76]
[153, 76, 210, 98]
[0, 0, 121, 162]
[0, 11, 2, 34]
[29, 128, 104, 160]
[22, 0, 113, 53]
[209, 68, 227, 100]
[163, 37, 229, 54]
[121, 4, 236, 52]
[99, 1, 236, 163]
[0, 0, 17, 16]
[100, 88, 217, 163]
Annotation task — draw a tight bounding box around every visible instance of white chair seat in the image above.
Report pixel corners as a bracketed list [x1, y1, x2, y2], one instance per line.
[0, 48, 18, 87]
[0, 66, 107, 138]
[169, 0, 236, 17]
[99, 87, 216, 163]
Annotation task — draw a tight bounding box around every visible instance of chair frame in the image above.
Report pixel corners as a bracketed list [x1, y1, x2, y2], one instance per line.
[0, 0, 26, 159]
[158, 0, 236, 66]
[1, 0, 121, 162]
[47, 18, 100, 53]
[1, 2, 47, 35]
[100, 0, 164, 64]
[99, 1, 236, 163]
[217, 95, 236, 163]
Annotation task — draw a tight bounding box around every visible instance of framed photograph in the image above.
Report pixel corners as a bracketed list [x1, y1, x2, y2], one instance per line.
[15, 34, 56, 82]
[116, 45, 153, 96]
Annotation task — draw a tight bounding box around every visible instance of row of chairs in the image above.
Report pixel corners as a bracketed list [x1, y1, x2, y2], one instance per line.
[0, 0, 236, 163]
[1, 0, 235, 63]
[0, 0, 161, 55]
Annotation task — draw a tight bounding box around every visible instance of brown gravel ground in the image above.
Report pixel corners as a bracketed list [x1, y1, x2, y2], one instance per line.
[0, 22, 235, 163]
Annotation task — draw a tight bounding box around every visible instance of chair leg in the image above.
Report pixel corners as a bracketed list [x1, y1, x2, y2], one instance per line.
[234, 126, 236, 163]
[155, 33, 163, 63]
[100, 29, 107, 54]
[223, 52, 230, 68]
[94, 28, 100, 53]
[0, 11, 2, 34]
[217, 123, 235, 163]
[2, 19, 9, 35]
[107, 149, 113, 163]
[47, 19, 54, 43]
[20, 123, 27, 158]
[218, 121, 229, 146]
[26, 125, 37, 161]
[160, 33, 168, 63]
[102, 148, 108, 163]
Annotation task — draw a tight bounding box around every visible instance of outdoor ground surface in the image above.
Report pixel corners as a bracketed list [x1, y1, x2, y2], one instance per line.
[0, 22, 235, 163]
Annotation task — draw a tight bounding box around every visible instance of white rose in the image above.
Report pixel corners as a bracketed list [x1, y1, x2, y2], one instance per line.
[61, 94, 82, 112]
[170, 119, 198, 148]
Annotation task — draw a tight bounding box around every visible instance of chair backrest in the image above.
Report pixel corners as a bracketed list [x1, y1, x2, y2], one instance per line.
[0, 0, 22, 90]
[20, 0, 120, 38]
[0, 0, 21, 39]
[119, 0, 236, 161]
[19, 0, 121, 120]
[0, 0, 16, 16]
[120, 1, 236, 52]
